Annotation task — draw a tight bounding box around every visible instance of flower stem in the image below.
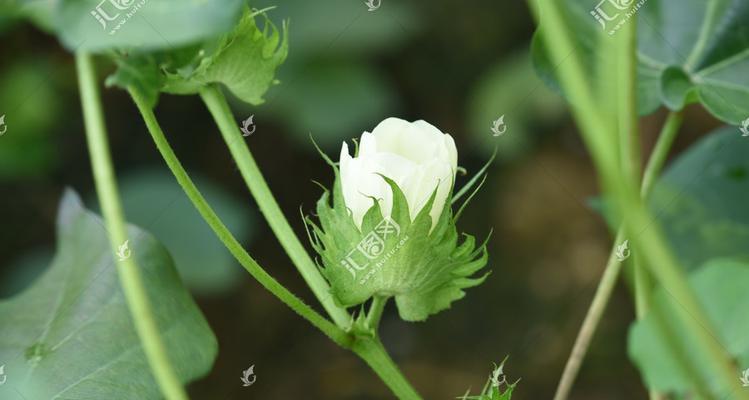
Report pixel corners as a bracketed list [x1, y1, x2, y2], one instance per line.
[366, 296, 388, 332]
[129, 87, 351, 348]
[352, 337, 421, 400]
[198, 85, 350, 329]
[76, 53, 187, 400]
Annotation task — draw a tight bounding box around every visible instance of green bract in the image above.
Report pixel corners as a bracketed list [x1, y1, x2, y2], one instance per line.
[306, 170, 489, 322]
[107, 8, 288, 107]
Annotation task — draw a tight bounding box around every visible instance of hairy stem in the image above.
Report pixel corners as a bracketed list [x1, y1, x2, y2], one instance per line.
[198, 85, 350, 329]
[129, 88, 351, 347]
[76, 53, 187, 400]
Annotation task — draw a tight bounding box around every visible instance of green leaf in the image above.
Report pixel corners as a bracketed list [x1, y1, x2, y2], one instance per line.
[0, 190, 217, 399]
[55, 0, 243, 52]
[659, 66, 698, 110]
[308, 175, 488, 322]
[628, 259, 749, 397]
[532, 0, 749, 123]
[649, 126, 749, 271]
[166, 8, 288, 104]
[108, 8, 289, 106]
[101, 168, 255, 295]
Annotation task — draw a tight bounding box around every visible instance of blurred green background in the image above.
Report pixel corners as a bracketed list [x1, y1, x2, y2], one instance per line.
[0, 0, 728, 398]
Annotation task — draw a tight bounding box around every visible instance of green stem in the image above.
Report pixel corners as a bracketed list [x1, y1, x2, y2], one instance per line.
[353, 337, 421, 400]
[529, 1, 747, 398]
[552, 229, 625, 400]
[130, 88, 421, 399]
[366, 296, 388, 332]
[198, 85, 350, 329]
[129, 87, 351, 348]
[552, 113, 680, 399]
[76, 53, 187, 400]
[640, 112, 683, 196]
[553, 112, 683, 400]
[617, 12, 641, 184]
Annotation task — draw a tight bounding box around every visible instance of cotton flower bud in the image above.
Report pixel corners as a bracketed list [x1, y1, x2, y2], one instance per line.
[306, 117, 489, 321]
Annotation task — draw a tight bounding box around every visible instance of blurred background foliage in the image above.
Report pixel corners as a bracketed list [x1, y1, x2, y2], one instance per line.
[0, 0, 741, 399]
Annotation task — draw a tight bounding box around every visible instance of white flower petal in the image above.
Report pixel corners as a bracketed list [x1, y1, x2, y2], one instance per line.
[339, 117, 459, 230]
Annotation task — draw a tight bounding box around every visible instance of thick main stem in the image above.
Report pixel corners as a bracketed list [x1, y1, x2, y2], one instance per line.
[76, 53, 187, 400]
[198, 85, 350, 329]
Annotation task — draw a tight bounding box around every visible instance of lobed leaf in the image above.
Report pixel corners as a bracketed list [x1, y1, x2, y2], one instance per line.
[0, 190, 217, 400]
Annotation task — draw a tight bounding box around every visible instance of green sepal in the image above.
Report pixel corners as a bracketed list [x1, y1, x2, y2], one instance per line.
[307, 170, 489, 321]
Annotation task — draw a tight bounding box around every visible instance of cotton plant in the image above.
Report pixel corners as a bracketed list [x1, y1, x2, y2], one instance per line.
[306, 117, 489, 323]
[0, 4, 500, 398]
[4, 0, 745, 398]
